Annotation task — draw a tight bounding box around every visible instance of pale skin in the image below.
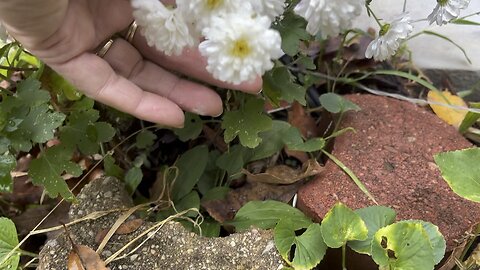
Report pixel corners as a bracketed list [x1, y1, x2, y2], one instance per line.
[0, 0, 262, 127]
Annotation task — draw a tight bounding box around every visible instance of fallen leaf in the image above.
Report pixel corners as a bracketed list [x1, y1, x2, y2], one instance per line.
[95, 219, 144, 244]
[288, 102, 320, 139]
[243, 159, 323, 185]
[428, 90, 468, 128]
[67, 244, 109, 270]
[202, 180, 303, 224]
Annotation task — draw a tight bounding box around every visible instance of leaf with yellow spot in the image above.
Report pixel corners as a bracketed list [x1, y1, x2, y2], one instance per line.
[427, 90, 467, 128]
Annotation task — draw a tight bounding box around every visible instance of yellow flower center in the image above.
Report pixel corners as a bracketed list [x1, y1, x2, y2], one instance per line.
[230, 38, 251, 58]
[206, 0, 223, 10]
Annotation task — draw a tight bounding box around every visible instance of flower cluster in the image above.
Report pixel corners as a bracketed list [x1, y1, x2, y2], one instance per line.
[132, 0, 285, 85]
[132, 0, 473, 80]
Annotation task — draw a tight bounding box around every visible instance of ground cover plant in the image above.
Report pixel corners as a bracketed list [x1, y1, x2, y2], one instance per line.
[0, 0, 480, 269]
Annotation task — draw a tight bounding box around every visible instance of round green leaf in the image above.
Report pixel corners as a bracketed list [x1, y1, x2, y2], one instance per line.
[319, 93, 361, 114]
[434, 148, 480, 202]
[0, 218, 20, 270]
[398, 220, 446, 265]
[321, 202, 368, 248]
[274, 220, 326, 270]
[348, 206, 396, 254]
[371, 222, 435, 270]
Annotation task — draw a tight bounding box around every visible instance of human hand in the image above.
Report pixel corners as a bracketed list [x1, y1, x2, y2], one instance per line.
[0, 0, 262, 127]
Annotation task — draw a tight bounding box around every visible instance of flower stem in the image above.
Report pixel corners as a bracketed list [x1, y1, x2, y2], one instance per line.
[366, 6, 383, 28]
[342, 244, 347, 270]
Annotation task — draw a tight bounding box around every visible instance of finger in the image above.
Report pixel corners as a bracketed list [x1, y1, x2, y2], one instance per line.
[51, 53, 185, 127]
[103, 38, 223, 116]
[131, 31, 263, 93]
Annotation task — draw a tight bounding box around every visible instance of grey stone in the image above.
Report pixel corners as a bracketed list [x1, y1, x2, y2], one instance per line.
[37, 177, 285, 270]
[423, 69, 480, 101]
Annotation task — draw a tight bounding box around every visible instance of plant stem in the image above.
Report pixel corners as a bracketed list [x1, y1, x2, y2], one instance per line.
[0, 65, 38, 72]
[366, 6, 383, 28]
[19, 249, 38, 258]
[342, 244, 347, 270]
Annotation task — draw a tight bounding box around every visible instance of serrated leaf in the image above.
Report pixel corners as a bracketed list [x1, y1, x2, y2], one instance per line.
[263, 67, 307, 106]
[173, 113, 203, 142]
[231, 200, 312, 231]
[434, 148, 480, 202]
[0, 218, 20, 270]
[125, 166, 143, 196]
[319, 93, 361, 114]
[398, 220, 445, 265]
[371, 222, 435, 270]
[17, 104, 65, 144]
[321, 202, 368, 248]
[29, 145, 81, 200]
[135, 130, 157, 149]
[274, 12, 309, 56]
[171, 145, 208, 201]
[275, 220, 326, 270]
[428, 90, 468, 128]
[60, 109, 113, 155]
[0, 154, 15, 192]
[348, 206, 396, 255]
[250, 121, 291, 161]
[222, 97, 272, 148]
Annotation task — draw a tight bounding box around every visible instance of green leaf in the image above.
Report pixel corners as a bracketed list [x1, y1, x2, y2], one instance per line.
[135, 130, 157, 149]
[216, 145, 251, 177]
[275, 220, 327, 270]
[197, 150, 223, 195]
[103, 155, 124, 180]
[348, 206, 396, 254]
[0, 218, 20, 270]
[91, 122, 115, 143]
[321, 202, 368, 248]
[371, 222, 435, 270]
[319, 93, 361, 114]
[287, 137, 325, 152]
[171, 145, 208, 201]
[175, 190, 200, 217]
[459, 102, 480, 133]
[434, 148, 480, 202]
[14, 77, 50, 107]
[398, 220, 446, 265]
[231, 200, 312, 231]
[201, 186, 230, 202]
[29, 145, 81, 200]
[0, 154, 15, 192]
[173, 113, 203, 142]
[199, 219, 221, 238]
[125, 166, 143, 196]
[250, 121, 291, 161]
[451, 19, 480, 26]
[296, 55, 316, 70]
[263, 67, 307, 106]
[17, 104, 65, 144]
[274, 12, 309, 56]
[222, 97, 272, 148]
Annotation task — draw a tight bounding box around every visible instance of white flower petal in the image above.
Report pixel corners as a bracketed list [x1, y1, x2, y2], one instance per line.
[199, 14, 284, 85]
[427, 0, 471, 25]
[132, 0, 196, 56]
[294, 0, 363, 38]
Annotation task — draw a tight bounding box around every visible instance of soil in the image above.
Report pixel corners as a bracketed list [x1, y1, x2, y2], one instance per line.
[297, 94, 480, 251]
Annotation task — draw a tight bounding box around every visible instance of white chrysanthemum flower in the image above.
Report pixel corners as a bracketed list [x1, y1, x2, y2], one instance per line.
[246, 0, 286, 22]
[365, 14, 413, 61]
[294, 0, 363, 38]
[132, 0, 196, 56]
[199, 14, 284, 85]
[427, 0, 470, 25]
[176, 0, 247, 31]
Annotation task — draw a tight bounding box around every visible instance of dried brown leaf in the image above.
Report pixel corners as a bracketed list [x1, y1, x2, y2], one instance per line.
[243, 159, 323, 185]
[288, 102, 320, 139]
[68, 245, 108, 270]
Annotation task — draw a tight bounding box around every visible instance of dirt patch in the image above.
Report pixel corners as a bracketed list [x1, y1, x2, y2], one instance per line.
[298, 94, 479, 251]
